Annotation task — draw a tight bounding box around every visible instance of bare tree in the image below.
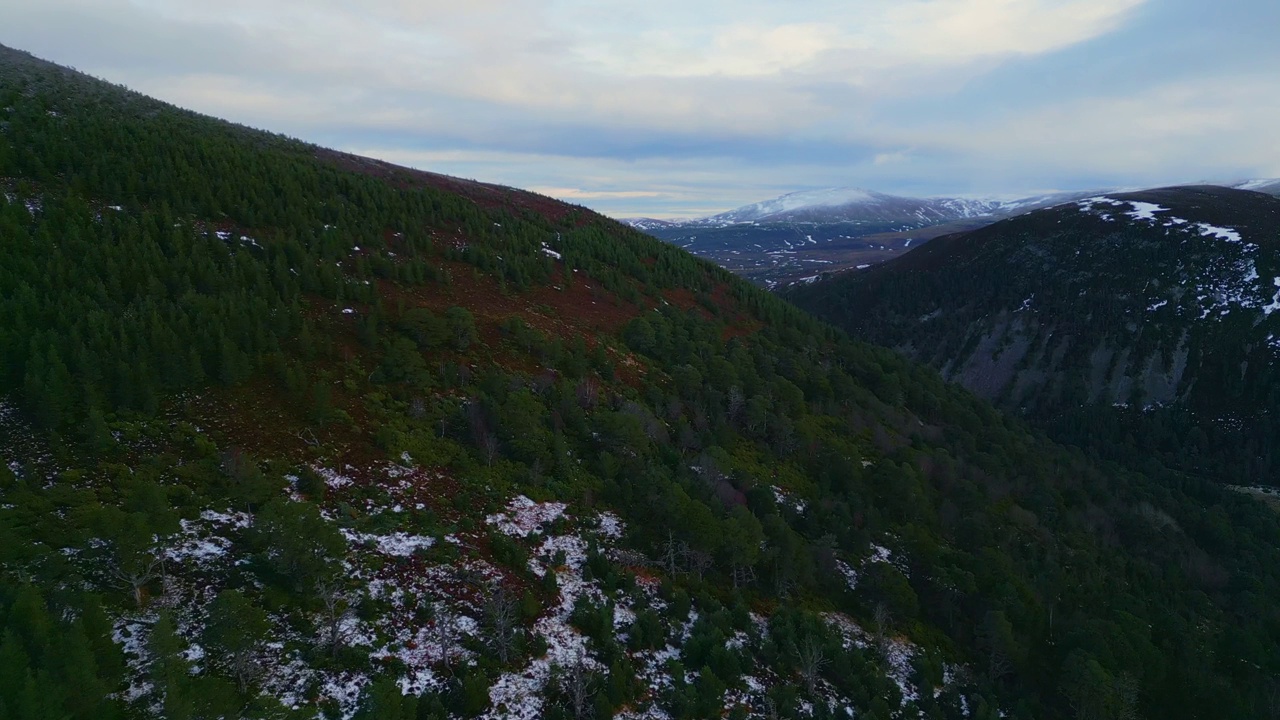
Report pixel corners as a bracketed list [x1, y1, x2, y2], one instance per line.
[683, 548, 714, 580]
[727, 385, 746, 423]
[111, 553, 165, 608]
[731, 563, 756, 590]
[315, 575, 349, 659]
[485, 584, 519, 665]
[576, 378, 599, 409]
[434, 602, 460, 677]
[795, 635, 828, 697]
[980, 610, 1015, 683]
[481, 432, 501, 467]
[408, 396, 427, 419]
[1110, 673, 1139, 720]
[437, 405, 451, 438]
[658, 531, 683, 576]
[873, 602, 892, 653]
[1266, 678, 1280, 720]
[771, 558, 794, 599]
[563, 654, 595, 720]
[677, 422, 701, 454]
[987, 645, 1011, 684]
[607, 548, 651, 569]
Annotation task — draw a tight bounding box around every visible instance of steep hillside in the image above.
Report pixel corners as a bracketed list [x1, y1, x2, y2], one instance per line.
[786, 186, 1280, 485]
[3, 44, 1280, 720]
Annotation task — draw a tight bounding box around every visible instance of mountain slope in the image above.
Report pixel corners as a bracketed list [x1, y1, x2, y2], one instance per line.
[3, 43, 1280, 720]
[786, 185, 1280, 484]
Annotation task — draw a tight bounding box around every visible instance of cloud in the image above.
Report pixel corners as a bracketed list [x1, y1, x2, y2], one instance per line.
[2, 0, 1276, 218]
[881, 0, 1146, 59]
[527, 188, 666, 200]
[948, 74, 1280, 179]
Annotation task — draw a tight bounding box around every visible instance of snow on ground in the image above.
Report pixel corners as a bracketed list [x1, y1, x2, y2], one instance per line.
[1075, 198, 1252, 248]
[486, 496, 567, 537]
[1074, 199, 1280, 323]
[341, 529, 436, 557]
[771, 485, 808, 513]
[481, 502, 614, 720]
[1123, 201, 1168, 222]
[823, 612, 919, 708]
[93, 458, 958, 720]
[834, 541, 908, 593]
[597, 512, 625, 539]
[1194, 222, 1244, 244]
[835, 559, 859, 591]
[163, 521, 233, 564]
[1265, 278, 1280, 316]
[199, 508, 253, 529]
[112, 616, 158, 704]
[313, 465, 356, 489]
[881, 636, 920, 705]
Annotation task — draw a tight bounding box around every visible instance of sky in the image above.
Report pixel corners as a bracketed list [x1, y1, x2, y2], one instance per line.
[3, 0, 1278, 218]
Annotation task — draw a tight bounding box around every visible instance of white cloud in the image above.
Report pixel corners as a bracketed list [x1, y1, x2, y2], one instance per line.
[5, 0, 1276, 217]
[907, 74, 1280, 177]
[881, 0, 1147, 59]
[528, 188, 666, 200]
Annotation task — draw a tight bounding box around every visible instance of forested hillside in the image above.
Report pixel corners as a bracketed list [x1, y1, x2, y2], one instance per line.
[2, 44, 1279, 720]
[785, 187, 1280, 486]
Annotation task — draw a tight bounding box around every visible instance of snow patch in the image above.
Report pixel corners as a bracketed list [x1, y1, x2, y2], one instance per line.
[1194, 222, 1244, 244]
[770, 485, 808, 513]
[1265, 278, 1280, 316]
[486, 496, 567, 537]
[341, 529, 436, 557]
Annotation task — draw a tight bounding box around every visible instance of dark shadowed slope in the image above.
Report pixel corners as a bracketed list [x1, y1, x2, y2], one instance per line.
[788, 185, 1280, 484]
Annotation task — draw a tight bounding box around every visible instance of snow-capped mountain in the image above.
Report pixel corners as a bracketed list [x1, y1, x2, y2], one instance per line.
[619, 217, 683, 232]
[624, 187, 1099, 232]
[622, 186, 1102, 286]
[1232, 178, 1280, 195]
[701, 187, 1005, 225]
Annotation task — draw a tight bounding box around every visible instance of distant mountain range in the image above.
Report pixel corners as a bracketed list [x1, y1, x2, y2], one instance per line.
[626, 181, 1280, 287]
[785, 184, 1280, 484]
[626, 186, 1091, 229]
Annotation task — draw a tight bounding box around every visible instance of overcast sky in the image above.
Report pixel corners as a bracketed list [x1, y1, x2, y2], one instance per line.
[4, 0, 1278, 218]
